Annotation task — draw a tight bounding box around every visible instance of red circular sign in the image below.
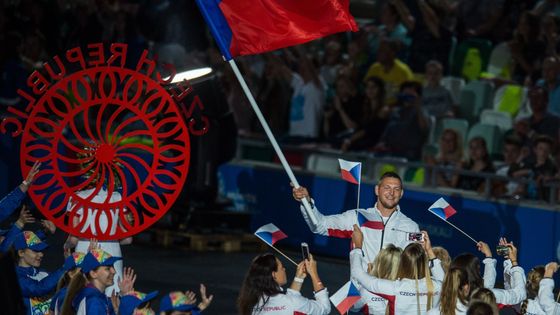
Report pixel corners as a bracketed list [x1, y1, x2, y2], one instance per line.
[21, 66, 190, 240]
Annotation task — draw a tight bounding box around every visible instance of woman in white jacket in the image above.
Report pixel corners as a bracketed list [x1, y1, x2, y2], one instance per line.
[237, 253, 330, 315]
[450, 239, 527, 307]
[350, 225, 443, 315]
[352, 244, 402, 314]
[427, 267, 470, 315]
[538, 262, 560, 314]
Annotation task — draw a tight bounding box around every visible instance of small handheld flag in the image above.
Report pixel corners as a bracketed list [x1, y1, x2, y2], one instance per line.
[427, 198, 477, 244]
[428, 197, 457, 220]
[338, 159, 361, 185]
[254, 223, 297, 266]
[329, 280, 361, 314]
[254, 223, 287, 246]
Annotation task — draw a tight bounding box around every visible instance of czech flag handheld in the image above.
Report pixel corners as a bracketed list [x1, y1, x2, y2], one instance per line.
[428, 198, 457, 220]
[329, 280, 361, 314]
[195, 0, 358, 60]
[254, 223, 287, 246]
[338, 159, 361, 185]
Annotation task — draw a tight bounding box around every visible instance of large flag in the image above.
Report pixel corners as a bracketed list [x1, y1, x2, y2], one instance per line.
[428, 198, 457, 220]
[195, 0, 358, 60]
[254, 223, 287, 246]
[338, 159, 361, 185]
[329, 280, 361, 314]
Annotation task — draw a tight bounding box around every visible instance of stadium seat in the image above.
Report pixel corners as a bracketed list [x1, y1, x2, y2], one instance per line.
[305, 154, 340, 175]
[404, 167, 425, 186]
[460, 80, 494, 123]
[432, 118, 470, 148]
[485, 42, 513, 79]
[493, 84, 527, 117]
[450, 38, 493, 81]
[441, 76, 465, 104]
[466, 123, 504, 158]
[373, 159, 407, 180]
[480, 109, 512, 132]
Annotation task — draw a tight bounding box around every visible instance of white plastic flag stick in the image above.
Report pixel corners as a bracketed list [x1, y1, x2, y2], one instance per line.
[228, 60, 318, 225]
[254, 234, 298, 266]
[357, 182, 361, 210]
[428, 211, 478, 244]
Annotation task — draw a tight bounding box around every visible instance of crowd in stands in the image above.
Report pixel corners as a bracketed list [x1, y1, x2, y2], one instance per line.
[219, 0, 560, 204]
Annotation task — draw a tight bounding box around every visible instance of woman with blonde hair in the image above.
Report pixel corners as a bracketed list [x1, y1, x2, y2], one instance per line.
[427, 267, 470, 315]
[350, 226, 443, 314]
[352, 244, 402, 314]
[426, 129, 463, 188]
[514, 266, 546, 314]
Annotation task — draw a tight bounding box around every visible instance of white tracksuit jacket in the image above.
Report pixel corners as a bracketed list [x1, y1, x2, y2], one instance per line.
[538, 278, 560, 314]
[350, 248, 443, 315]
[484, 259, 527, 307]
[251, 288, 331, 315]
[300, 201, 419, 262]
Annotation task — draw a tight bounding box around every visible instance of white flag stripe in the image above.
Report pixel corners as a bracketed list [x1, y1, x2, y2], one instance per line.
[338, 158, 361, 172]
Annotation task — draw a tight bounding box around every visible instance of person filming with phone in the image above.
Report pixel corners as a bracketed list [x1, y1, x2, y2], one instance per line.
[292, 171, 419, 262]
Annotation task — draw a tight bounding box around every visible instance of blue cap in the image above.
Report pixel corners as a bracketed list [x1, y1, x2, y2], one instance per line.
[13, 231, 48, 251]
[119, 291, 159, 315]
[159, 292, 199, 313]
[80, 248, 122, 273]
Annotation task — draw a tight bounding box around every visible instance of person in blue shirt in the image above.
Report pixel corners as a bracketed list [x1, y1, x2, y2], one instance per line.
[119, 290, 159, 315]
[0, 206, 35, 252]
[61, 248, 132, 315]
[0, 161, 40, 223]
[49, 251, 87, 315]
[14, 230, 65, 315]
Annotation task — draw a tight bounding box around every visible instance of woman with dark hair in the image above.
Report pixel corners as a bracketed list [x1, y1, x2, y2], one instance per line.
[351, 226, 443, 314]
[341, 76, 390, 151]
[453, 137, 495, 193]
[450, 239, 527, 307]
[237, 253, 330, 315]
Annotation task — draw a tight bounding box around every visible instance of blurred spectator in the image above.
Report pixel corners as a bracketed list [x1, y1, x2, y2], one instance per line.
[509, 11, 546, 84]
[375, 81, 430, 160]
[537, 56, 560, 116]
[345, 38, 370, 81]
[453, 137, 495, 193]
[323, 75, 363, 144]
[256, 54, 292, 135]
[541, 13, 560, 57]
[366, 2, 411, 61]
[493, 136, 525, 198]
[283, 48, 327, 141]
[512, 135, 558, 200]
[341, 77, 390, 151]
[319, 40, 343, 88]
[392, 0, 453, 73]
[426, 128, 463, 187]
[222, 61, 257, 135]
[422, 60, 455, 119]
[533, 0, 560, 18]
[364, 38, 413, 104]
[519, 85, 560, 140]
[454, 0, 513, 43]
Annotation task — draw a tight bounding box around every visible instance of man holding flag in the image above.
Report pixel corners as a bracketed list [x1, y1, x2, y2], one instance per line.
[292, 171, 419, 262]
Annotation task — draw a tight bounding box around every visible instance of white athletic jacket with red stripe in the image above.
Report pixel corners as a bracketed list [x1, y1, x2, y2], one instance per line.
[251, 288, 330, 315]
[300, 201, 419, 262]
[538, 278, 560, 314]
[350, 249, 443, 315]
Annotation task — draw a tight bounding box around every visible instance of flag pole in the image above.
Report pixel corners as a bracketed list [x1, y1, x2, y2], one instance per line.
[357, 182, 361, 210]
[428, 212, 478, 244]
[255, 235, 298, 266]
[228, 60, 318, 225]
